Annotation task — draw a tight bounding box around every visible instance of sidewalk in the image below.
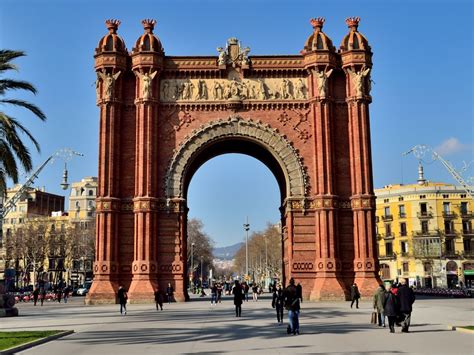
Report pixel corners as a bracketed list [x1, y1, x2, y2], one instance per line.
[1, 295, 472, 354]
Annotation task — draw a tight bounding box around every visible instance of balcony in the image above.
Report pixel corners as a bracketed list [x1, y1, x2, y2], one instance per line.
[444, 230, 457, 237]
[462, 230, 474, 237]
[384, 233, 395, 240]
[442, 211, 456, 219]
[413, 231, 439, 238]
[379, 253, 396, 260]
[399, 212, 407, 219]
[382, 215, 393, 222]
[460, 211, 474, 219]
[417, 211, 433, 219]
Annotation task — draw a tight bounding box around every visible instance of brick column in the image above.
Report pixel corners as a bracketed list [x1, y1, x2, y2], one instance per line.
[128, 79, 160, 302]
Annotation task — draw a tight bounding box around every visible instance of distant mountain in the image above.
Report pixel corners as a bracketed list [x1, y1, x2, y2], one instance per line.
[213, 242, 244, 260]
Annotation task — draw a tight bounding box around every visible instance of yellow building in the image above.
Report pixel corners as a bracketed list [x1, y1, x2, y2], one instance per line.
[68, 177, 97, 220]
[375, 169, 473, 288]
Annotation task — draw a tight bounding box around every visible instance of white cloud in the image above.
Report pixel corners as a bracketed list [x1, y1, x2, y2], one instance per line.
[435, 137, 471, 156]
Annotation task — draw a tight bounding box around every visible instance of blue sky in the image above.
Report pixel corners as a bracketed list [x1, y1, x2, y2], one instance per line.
[1, 0, 472, 247]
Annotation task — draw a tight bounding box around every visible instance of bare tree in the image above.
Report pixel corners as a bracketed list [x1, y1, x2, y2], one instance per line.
[187, 218, 214, 284]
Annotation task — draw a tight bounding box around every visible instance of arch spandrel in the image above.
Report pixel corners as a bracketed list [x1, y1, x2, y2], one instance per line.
[165, 115, 309, 200]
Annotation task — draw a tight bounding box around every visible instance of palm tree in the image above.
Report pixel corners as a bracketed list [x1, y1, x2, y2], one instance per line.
[0, 50, 46, 196]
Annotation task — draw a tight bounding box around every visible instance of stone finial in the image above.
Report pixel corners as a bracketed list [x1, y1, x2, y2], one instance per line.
[105, 19, 121, 34]
[142, 19, 157, 34]
[345, 17, 360, 31]
[310, 17, 325, 32]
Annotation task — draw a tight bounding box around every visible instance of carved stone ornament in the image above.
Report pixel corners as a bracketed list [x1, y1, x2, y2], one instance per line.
[97, 70, 121, 101]
[165, 116, 309, 199]
[160, 77, 307, 102]
[347, 66, 371, 98]
[217, 37, 250, 67]
[134, 70, 157, 99]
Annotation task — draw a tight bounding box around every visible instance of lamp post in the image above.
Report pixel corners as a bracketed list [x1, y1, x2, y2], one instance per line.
[243, 218, 250, 279]
[200, 256, 203, 288]
[191, 242, 195, 290]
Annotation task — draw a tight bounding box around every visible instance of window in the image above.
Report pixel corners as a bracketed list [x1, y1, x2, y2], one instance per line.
[401, 241, 408, 254]
[88, 201, 94, 208]
[419, 195, 426, 199]
[88, 190, 94, 196]
[385, 223, 392, 236]
[400, 222, 407, 236]
[384, 198, 389, 203]
[424, 262, 432, 273]
[398, 196, 404, 202]
[420, 202, 427, 214]
[421, 221, 429, 233]
[49, 258, 56, 269]
[385, 242, 393, 256]
[463, 239, 471, 253]
[443, 202, 450, 213]
[445, 239, 455, 254]
[442, 194, 449, 199]
[460, 194, 467, 199]
[11, 218, 16, 225]
[402, 262, 409, 273]
[384, 206, 390, 216]
[399, 205, 406, 217]
[445, 221, 454, 234]
[460, 202, 468, 215]
[462, 220, 472, 234]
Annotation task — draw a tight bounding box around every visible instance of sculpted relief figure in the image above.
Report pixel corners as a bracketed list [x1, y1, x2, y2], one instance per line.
[182, 81, 194, 100]
[135, 70, 157, 100]
[196, 80, 208, 100]
[217, 47, 227, 66]
[98, 70, 121, 101]
[229, 78, 241, 98]
[161, 80, 170, 100]
[241, 47, 250, 65]
[212, 81, 223, 100]
[314, 68, 333, 98]
[347, 66, 371, 98]
[280, 79, 293, 99]
[295, 78, 306, 99]
[257, 79, 269, 100]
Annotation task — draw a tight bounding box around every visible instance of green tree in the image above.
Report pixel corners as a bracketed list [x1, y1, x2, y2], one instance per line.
[0, 50, 46, 196]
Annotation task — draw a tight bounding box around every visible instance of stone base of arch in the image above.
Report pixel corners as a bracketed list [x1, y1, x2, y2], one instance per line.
[85, 279, 118, 305]
[127, 278, 159, 303]
[354, 273, 383, 298]
[310, 275, 348, 300]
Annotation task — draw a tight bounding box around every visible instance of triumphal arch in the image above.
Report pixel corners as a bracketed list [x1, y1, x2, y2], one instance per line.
[86, 17, 381, 303]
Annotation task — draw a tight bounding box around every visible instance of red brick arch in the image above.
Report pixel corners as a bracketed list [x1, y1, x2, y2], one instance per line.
[86, 17, 381, 304]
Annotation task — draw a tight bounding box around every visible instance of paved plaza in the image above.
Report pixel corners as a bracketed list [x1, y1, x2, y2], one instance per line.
[1, 294, 473, 354]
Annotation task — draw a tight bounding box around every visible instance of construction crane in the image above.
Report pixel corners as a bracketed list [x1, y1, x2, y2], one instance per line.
[0, 148, 83, 219]
[403, 144, 474, 199]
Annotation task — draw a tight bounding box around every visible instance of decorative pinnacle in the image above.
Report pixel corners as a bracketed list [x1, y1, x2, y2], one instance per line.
[345, 17, 360, 31]
[105, 19, 121, 34]
[310, 17, 325, 31]
[142, 19, 157, 33]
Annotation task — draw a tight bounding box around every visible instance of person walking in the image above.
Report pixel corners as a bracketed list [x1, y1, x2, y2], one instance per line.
[63, 285, 70, 304]
[296, 282, 303, 303]
[373, 284, 386, 327]
[350, 283, 360, 309]
[32, 287, 40, 306]
[397, 278, 416, 333]
[217, 283, 223, 303]
[154, 286, 163, 311]
[272, 283, 285, 325]
[284, 278, 301, 335]
[166, 283, 174, 304]
[211, 284, 218, 306]
[117, 285, 128, 315]
[243, 282, 249, 302]
[232, 280, 244, 317]
[252, 284, 259, 301]
[383, 284, 399, 333]
[40, 287, 46, 306]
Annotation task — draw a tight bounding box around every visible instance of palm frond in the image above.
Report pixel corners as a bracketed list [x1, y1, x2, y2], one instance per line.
[0, 79, 38, 95]
[0, 113, 41, 151]
[0, 140, 21, 182]
[0, 99, 46, 120]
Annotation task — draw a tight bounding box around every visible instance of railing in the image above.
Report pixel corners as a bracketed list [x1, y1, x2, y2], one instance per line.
[384, 233, 395, 239]
[413, 231, 439, 238]
[442, 211, 456, 219]
[382, 215, 393, 222]
[462, 230, 474, 237]
[379, 253, 396, 260]
[460, 211, 474, 219]
[399, 212, 407, 219]
[417, 211, 433, 219]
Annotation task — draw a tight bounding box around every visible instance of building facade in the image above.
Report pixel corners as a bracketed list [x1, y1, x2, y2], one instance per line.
[88, 17, 381, 304]
[375, 177, 474, 288]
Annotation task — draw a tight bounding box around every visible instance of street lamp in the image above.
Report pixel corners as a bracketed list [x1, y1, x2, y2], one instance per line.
[200, 256, 203, 287]
[190, 242, 195, 290]
[243, 217, 250, 279]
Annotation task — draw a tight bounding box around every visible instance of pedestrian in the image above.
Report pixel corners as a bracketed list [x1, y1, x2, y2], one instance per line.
[232, 280, 244, 317]
[243, 282, 249, 302]
[350, 283, 360, 309]
[56, 285, 62, 303]
[32, 287, 40, 306]
[154, 286, 163, 311]
[296, 282, 303, 303]
[397, 278, 416, 333]
[166, 283, 174, 303]
[272, 283, 284, 324]
[383, 284, 399, 333]
[211, 284, 218, 305]
[217, 283, 223, 303]
[252, 284, 259, 301]
[40, 287, 46, 306]
[284, 278, 300, 335]
[373, 284, 386, 327]
[63, 285, 70, 303]
[117, 285, 128, 315]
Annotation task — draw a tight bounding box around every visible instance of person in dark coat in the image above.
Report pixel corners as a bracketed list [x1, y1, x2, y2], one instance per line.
[166, 283, 174, 304]
[117, 285, 128, 315]
[32, 287, 40, 306]
[284, 278, 301, 335]
[272, 283, 285, 324]
[350, 283, 361, 309]
[397, 278, 415, 333]
[296, 283, 303, 303]
[383, 284, 399, 333]
[232, 280, 244, 317]
[154, 287, 163, 311]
